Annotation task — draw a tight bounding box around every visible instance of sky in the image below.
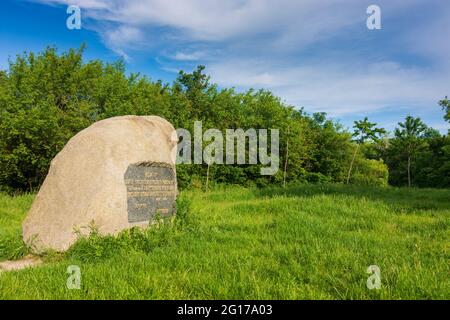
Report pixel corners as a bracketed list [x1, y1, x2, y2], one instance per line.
[0, 0, 449, 133]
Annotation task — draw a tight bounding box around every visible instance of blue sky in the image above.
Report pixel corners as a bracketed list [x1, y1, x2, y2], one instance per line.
[1, 0, 449, 133]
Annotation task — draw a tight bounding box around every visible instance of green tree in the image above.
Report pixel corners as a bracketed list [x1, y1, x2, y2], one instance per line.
[394, 116, 428, 187]
[346, 117, 385, 184]
[351, 158, 389, 187]
[3, 46, 442, 191]
[0, 46, 100, 190]
[439, 96, 450, 123]
[414, 134, 450, 188]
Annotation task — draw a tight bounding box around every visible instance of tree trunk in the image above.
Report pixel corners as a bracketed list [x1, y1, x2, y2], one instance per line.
[205, 163, 210, 191]
[283, 128, 289, 188]
[407, 154, 411, 188]
[346, 144, 359, 184]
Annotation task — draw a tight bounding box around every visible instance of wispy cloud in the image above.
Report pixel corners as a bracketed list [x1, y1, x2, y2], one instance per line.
[32, 0, 450, 129]
[172, 51, 206, 61]
[100, 25, 144, 60]
[208, 59, 450, 117]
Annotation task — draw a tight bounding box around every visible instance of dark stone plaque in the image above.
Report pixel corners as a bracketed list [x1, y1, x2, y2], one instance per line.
[124, 162, 177, 223]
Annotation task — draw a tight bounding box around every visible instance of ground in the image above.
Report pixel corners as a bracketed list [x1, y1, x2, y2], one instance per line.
[0, 184, 449, 299]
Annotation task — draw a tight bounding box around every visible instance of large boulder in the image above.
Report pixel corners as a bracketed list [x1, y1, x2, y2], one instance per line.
[23, 115, 178, 252]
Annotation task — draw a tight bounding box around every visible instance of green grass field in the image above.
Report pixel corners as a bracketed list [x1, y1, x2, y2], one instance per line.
[0, 184, 449, 299]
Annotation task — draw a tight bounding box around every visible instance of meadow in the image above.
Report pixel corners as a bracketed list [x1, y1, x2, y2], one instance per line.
[0, 184, 449, 299]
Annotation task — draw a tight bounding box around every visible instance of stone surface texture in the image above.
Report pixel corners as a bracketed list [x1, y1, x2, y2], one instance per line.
[22, 116, 178, 252]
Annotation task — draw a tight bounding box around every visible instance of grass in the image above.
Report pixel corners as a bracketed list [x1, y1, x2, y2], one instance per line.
[0, 183, 449, 299]
[0, 193, 33, 261]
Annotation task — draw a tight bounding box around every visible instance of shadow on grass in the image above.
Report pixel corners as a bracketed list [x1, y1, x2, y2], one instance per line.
[253, 183, 450, 213]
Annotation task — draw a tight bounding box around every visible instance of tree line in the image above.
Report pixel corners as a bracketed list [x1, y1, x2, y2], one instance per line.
[0, 47, 448, 192]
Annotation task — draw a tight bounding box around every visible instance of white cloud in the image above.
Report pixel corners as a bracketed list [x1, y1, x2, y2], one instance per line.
[172, 51, 206, 61]
[32, 0, 450, 126]
[101, 25, 144, 59]
[38, 0, 110, 10]
[34, 0, 423, 45]
[34, 0, 378, 45]
[207, 59, 450, 117]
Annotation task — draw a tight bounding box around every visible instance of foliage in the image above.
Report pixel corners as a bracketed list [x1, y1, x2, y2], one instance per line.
[347, 117, 386, 184]
[352, 117, 386, 144]
[439, 96, 450, 123]
[350, 158, 389, 187]
[0, 47, 371, 191]
[382, 116, 447, 188]
[0, 47, 448, 190]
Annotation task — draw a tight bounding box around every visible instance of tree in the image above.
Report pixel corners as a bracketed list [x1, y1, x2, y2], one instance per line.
[413, 134, 450, 188]
[346, 117, 385, 184]
[439, 96, 450, 123]
[394, 116, 428, 187]
[0, 46, 167, 190]
[3, 46, 443, 191]
[0, 46, 100, 190]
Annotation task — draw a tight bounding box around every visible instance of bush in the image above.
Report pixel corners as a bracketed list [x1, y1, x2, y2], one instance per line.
[351, 159, 389, 187]
[304, 172, 332, 184]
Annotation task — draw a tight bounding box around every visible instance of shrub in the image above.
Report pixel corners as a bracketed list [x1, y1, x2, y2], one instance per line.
[351, 159, 389, 187]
